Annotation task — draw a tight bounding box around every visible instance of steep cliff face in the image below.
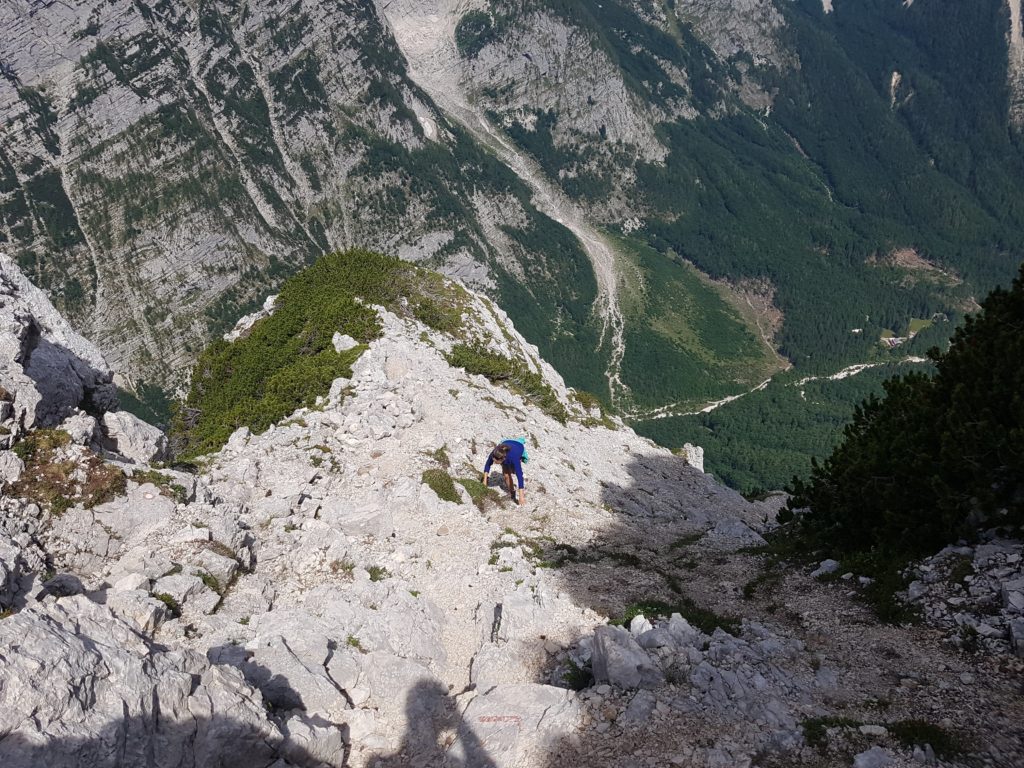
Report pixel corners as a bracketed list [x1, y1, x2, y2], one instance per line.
[0, 0, 600, 389]
[3, 0, 1024, 476]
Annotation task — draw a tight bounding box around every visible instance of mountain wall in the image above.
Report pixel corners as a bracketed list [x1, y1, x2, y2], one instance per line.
[0, 0, 601, 391]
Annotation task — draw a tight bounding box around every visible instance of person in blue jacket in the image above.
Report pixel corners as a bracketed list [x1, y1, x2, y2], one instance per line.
[482, 439, 527, 506]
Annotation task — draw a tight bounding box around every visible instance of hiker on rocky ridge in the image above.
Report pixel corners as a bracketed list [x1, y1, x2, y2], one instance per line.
[482, 439, 527, 506]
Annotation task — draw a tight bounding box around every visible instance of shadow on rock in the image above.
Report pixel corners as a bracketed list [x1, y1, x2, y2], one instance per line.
[543, 453, 771, 622]
[375, 680, 498, 768]
[0, 711, 349, 768]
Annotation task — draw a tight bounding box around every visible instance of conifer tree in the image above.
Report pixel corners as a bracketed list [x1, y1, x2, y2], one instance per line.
[787, 263, 1024, 560]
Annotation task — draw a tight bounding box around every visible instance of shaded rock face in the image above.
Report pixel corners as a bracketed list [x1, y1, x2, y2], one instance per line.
[0, 597, 337, 768]
[0, 252, 117, 433]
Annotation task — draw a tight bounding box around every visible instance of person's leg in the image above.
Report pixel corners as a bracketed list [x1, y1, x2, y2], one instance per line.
[503, 467, 515, 498]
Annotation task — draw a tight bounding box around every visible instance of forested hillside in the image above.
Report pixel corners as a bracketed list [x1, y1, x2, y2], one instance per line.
[784, 262, 1024, 572]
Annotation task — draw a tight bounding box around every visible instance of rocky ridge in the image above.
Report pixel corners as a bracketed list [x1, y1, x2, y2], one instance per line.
[1, 257, 1023, 767]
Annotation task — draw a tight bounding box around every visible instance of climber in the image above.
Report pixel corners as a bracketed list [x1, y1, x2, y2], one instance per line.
[482, 438, 527, 506]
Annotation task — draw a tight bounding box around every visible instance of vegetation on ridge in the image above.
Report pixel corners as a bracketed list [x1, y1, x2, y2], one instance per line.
[171, 249, 470, 458]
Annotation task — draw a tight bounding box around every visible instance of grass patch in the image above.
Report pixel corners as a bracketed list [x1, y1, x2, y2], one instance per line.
[130, 469, 188, 503]
[11, 429, 126, 514]
[422, 468, 460, 503]
[197, 571, 222, 595]
[447, 344, 568, 424]
[346, 634, 366, 653]
[154, 593, 181, 618]
[172, 250, 473, 458]
[801, 716, 864, 753]
[669, 531, 705, 549]
[801, 716, 963, 758]
[561, 659, 593, 691]
[457, 477, 505, 512]
[330, 558, 356, 579]
[742, 568, 784, 600]
[945, 554, 974, 586]
[367, 566, 391, 582]
[423, 444, 450, 468]
[616, 598, 740, 636]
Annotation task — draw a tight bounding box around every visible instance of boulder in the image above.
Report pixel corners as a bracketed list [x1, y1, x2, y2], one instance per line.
[59, 410, 98, 445]
[459, 684, 580, 767]
[811, 559, 841, 579]
[0, 451, 23, 485]
[853, 746, 895, 768]
[333, 332, 359, 352]
[101, 410, 167, 464]
[1001, 578, 1024, 612]
[619, 689, 658, 725]
[591, 624, 665, 689]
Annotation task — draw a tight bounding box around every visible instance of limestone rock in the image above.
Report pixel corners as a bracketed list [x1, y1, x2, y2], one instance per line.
[591, 625, 665, 689]
[681, 442, 705, 472]
[101, 410, 168, 464]
[59, 410, 98, 445]
[0, 254, 117, 431]
[225, 295, 277, 342]
[811, 559, 841, 579]
[853, 746, 895, 768]
[0, 451, 24, 485]
[333, 333, 359, 352]
[0, 596, 308, 768]
[459, 684, 581, 767]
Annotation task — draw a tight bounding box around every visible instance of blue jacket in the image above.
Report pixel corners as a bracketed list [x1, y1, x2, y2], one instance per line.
[484, 440, 525, 489]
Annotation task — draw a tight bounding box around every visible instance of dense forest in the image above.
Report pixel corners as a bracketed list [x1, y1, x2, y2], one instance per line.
[783, 263, 1024, 570]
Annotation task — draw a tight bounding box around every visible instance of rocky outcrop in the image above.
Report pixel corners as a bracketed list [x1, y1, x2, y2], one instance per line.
[0, 596, 336, 768]
[902, 537, 1024, 656]
[0, 252, 117, 435]
[100, 410, 167, 464]
[0, 0, 598, 386]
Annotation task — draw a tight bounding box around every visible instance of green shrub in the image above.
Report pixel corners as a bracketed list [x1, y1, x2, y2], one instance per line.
[367, 566, 391, 582]
[197, 571, 222, 595]
[422, 468, 460, 503]
[615, 598, 740, 636]
[455, 10, 498, 59]
[889, 720, 964, 758]
[447, 344, 568, 423]
[154, 593, 181, 617]
[172, 250, 472, 457]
